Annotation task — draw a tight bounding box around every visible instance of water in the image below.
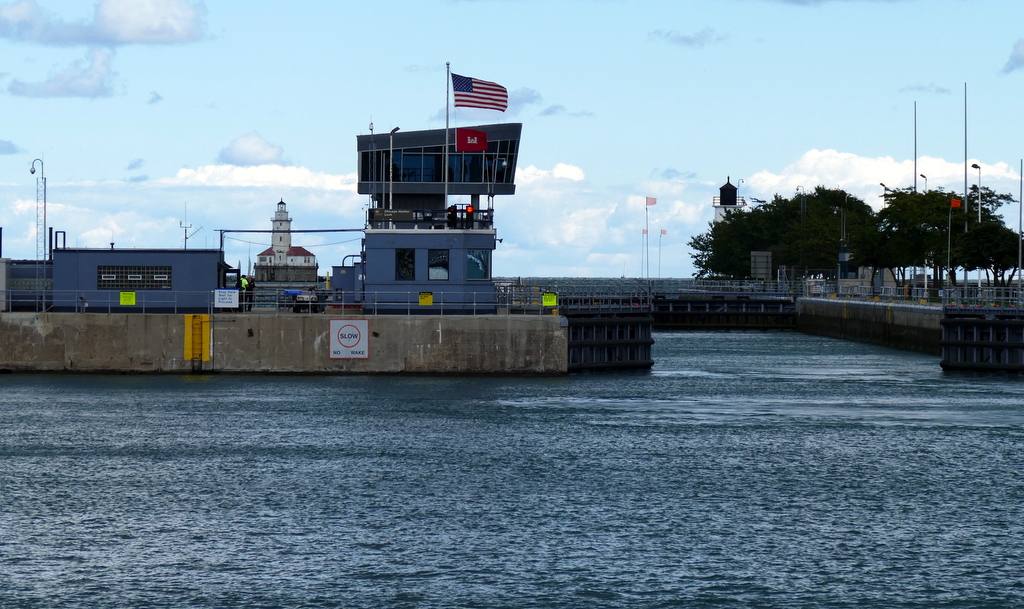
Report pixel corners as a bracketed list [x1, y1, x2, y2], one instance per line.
[2, 331, 1023, 608]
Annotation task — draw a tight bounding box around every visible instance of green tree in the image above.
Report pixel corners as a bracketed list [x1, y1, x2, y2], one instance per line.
[688, 187, 873, 279]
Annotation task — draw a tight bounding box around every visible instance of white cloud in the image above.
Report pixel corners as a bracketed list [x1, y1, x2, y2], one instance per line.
[745, 149, 1021, 210]
[217, 133, 286, 167]
[649, 28, 726, 48]
[160, 164, 358, 191]
[1003, 39, 1024, 74]
[8, 48, 114, 97]
[516, 163, 586, 185]
[95, 0, 203, 44]
[0, 0, 204, 45]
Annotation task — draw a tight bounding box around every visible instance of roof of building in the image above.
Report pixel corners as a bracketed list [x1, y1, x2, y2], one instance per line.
[287, 246, 315, 257]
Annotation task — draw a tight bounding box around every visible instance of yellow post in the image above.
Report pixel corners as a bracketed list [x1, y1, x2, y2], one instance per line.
[183, 314, 210, 362]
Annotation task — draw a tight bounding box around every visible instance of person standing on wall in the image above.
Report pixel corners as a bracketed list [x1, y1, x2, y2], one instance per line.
[239, 275, 249, 312]
[245, 276, 256, 311]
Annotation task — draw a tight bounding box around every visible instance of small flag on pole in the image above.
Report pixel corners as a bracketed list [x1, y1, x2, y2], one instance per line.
[951, 198, 962, 208]
[451, 73, 508, 111]
[642, 229, 649, 235]
[646, 197, 657, 206]
[661, 229, 667, 235]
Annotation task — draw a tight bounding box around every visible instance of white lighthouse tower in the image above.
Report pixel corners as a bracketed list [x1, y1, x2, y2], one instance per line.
[271, 198, 292, 262]
[255, 199, 318, 282]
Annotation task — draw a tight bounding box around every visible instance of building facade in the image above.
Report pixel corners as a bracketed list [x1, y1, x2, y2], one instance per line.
[333, 123, 522, 313]
[254, 199, 318, 282]
[49, 248, 231, 313]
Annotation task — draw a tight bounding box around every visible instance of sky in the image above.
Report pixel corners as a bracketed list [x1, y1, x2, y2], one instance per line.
[2, 0, 1024, 279]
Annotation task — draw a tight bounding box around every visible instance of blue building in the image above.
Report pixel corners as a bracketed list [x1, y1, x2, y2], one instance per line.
[50, 248, 231, 313]
[334, 122, 522, 313]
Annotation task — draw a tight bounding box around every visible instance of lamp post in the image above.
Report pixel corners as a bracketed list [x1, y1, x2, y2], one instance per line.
[796, 185, 806, 275]
[30, 159, 46, 312]
[972, 163, 982, 291]
[920, 174, 928, 192]
[389, 126, 400, 210]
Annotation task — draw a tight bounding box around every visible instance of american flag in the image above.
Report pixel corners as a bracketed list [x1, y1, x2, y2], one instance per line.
[451, 73, 508, 112]
[646, 196, 657, 206]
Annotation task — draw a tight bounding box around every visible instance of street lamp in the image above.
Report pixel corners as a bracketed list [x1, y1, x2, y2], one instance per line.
[920, 174, 928, 192]
[971, 163, 981, 223]
[30, 159, 46, 312]
[972, 163, 982, 291]
[388, 127, 400, 210]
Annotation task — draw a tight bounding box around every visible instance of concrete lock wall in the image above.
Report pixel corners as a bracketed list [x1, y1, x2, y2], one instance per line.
[796, 298, 941, 355]
[0, 313, 569, 374]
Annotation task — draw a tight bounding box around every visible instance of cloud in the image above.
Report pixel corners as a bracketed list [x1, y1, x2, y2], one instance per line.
[217, 132, 285, 166]
[649, 28, 726, 48]
[0, 0, 204, 46]
[744, 149, 1020, 211]
[126, 158, 144, 170]
[0, 139, 20, 154]
[147, 90, 163, 104]
[653, 167, 697, 181]
[540, 104, 593, 118]
[516, 163, 586, 185]
[94, 0, 204, 44]
[8, 48, 115, 97]
[899, 82, 951, 95]
[159, 164, 357, 191]
[1003, 39, 1024, 74]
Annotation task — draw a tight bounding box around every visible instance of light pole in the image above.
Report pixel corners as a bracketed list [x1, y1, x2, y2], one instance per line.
[389, 126, 400, 210]
[796, 186, 806, 275]
[972, 163, 982, 291]
[30, 159, 46, 312]
[920, 174, 928, 192]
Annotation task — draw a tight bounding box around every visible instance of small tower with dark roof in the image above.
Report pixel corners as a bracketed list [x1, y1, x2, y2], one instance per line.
[713, 176, 747, 222]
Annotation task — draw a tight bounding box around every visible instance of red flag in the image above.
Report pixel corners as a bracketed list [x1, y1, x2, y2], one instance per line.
[646, 197, 657, 206]
[661, 229, 667, 235]
[455, 128, 488, 152]
[451, 74, 508, 111]
[951, 198, 962, 208]
[642, 229, 648, 235]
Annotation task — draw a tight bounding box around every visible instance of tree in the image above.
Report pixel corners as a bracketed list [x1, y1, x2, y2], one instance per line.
[688, 187, 873, 279]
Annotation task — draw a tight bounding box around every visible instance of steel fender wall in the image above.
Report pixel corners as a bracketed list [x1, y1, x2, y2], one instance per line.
[795, 298, 941, 355]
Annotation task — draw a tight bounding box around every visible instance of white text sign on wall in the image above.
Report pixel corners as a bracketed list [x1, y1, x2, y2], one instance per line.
[329, 319, 369, 359]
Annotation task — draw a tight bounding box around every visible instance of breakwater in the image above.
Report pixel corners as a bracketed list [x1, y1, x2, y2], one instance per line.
[0, 312, 567, 374]
[796, 298, 941, 355]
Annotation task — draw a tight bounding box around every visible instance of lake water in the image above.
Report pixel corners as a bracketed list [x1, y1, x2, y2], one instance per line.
[2, 331, 1023, 608]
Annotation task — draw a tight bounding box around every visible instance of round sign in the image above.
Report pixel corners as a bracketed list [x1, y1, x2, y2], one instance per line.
[336, 324, 362, 348]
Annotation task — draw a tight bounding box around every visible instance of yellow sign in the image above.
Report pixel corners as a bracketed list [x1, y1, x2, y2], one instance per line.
[419, 292, 434, 306]
[119, 291, 136, 306]
[542, 292, 558, 307]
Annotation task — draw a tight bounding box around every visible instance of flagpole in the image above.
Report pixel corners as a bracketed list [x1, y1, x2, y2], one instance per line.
[445, 63, 451, 207]
[644, 206, 649, 279]
[658, 230, 662, 279]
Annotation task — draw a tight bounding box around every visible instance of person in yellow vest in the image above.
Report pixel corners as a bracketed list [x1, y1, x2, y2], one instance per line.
[239, 275, 249, 312]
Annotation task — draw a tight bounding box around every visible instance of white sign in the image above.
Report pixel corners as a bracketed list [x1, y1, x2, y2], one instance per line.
[330, 319, 369, 359]
[215, 289, 239, 309]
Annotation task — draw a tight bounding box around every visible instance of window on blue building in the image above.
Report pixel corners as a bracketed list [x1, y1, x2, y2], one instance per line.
[428, 249, 449, 281]
[466, 250, 490, 280]
[395, 249, 415, 281]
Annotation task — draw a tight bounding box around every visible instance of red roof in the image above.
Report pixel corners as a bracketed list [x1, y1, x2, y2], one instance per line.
[257, 247, 274, 257]
[287, 246, 314, 257]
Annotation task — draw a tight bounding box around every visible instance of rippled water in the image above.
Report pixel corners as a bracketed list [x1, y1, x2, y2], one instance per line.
[2, 331, 1023, 608]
